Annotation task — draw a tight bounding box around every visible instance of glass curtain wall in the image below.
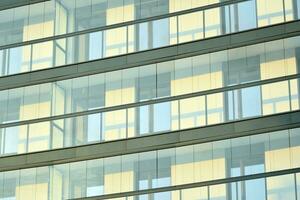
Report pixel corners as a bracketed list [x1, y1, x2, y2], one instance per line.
[0, 128, 300, 199]
[0, 36, 299, 124]
[1, 0, 300, 77]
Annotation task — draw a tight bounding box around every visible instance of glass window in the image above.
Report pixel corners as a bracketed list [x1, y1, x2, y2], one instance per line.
[70, 161, 87, 199]
[212, 139, 231, 179]
[178, 11, 204, 43]
[139, 151, 157, 190]
[22, 85, 39, 120]
[121, 154, 138, 193]
[290, 79, 300, 111]
[3, 171, 19, 200]
[35, 167, 50, 200]
[19, 168, 36, 200]
[138, 64, 156, 101]
[228, 47, 248, 85]
[39, 83, 52, 118]
[102, 109, 126, 141]
[8, 45, 31, 75]
[104, 27, 127, 57]
[152, 17, 177, 48]
[239, 178, 266, 200]
[257, 0, 284, 27]
[0, 90, 8, 123]
[157, 61, 174, 98]
[231, 136, 250, 176]
[87, 159, 104, 197]
[157, 148, 175, 188]
[31, 41, 53, 71]
[7, 87, 24, 123]
[194, 143, 213, 182]
[230, 0, 257, 32]
[122, 68, 138, 104]
[262, 81, 290, 115]
[91, 0, 107, 28]
[173, 58, 193, 95]
[0, 9, 13, 46]
[72, 76, 89, 112]
[88, 73, 105, 110]
[290, 128, 300, 168]
[246, 43, 264, 82]
[140, 0, 168, 18]
[266, 130, 291, 172]
[1, 125, 27, 155]
[181, 187, 208, 200]
[75, 0, 92, 31]
[284, 36, 300, 76]
[51, 164, 70, 200]
[209, 183, 227, 200]
[192, 54, 211, 92]
[267, 174, 296, 200]
[104, 156, 121, 194]
[297, 173, 300, 199]
[205, 7, 222, 38]
[11, 5, 29, 44]
[174, 146, 194, 185]
[89, 31, 103, 60]
[180, 96, 206, 129]
[240, 86, 262, 118]
[105, 70, 122, 106]
[210, 51, 228, 89]
[207, 92, 224, 125]
[153, 101, 179, 132]
[28, 122, 50, 152]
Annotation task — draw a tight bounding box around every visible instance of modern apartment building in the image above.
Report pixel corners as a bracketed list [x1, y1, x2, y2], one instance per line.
[0, 0, 300, 199]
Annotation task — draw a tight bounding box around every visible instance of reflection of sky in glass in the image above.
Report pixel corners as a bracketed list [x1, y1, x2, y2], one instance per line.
[88, 114, 101, 142]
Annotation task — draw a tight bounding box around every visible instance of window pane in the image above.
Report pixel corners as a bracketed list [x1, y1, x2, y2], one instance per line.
[262, 81, 290, 115]
[180, 96, 206, 129]
[173, 58, 193, 95]
[181, 186, 208, 200]
[152, 17, 177, 48]
[122, 67, 138, 104]
[194, 143, 213, 182]
[153, 101, 178, 132]
[240, 86, 262, 118]
[138, 64, 156, 101]
[19, 168, 36, 200]
[174, 146, 194, 185]
[121, 154, 138, 193]
[266, 130, 291, 172]
[105, 70, 121, 106]
[104, 156, 121, 194]
[51, 164, 70, 200]
[290, 128, 300, 168]
[3, 171, 19, 199]
[104, 27, 127, 57]
[70, 162, 87, 198]
[102, 109, 126, 141]
[207, 92, 224, 125]
[157, 148, 175, 188]
[209, 183, 227, 200]
[36, 167, 50, 200]
[205, 7, 222, 37]
[72, 76, 89, 113]
[88, 73, 105, 110]
[192, 54, 211, 91]
[139, 151, 157, 190]
[178, 11, 204, 43]
[28, 122, 50, 152]
[87, 159, 104, 197]
[290, 79, 300, 111]
[267, 174, 296, 200]
[257, 0, 284, 27]
[212, 139, 231, 179]
[157, 61, 174, 98]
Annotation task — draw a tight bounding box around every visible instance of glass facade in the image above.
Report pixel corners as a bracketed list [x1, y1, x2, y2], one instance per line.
[0, 128, 300, 199]
[0, 77, 299, 156]
[1, 0, 300, 199]
[0, 35, 299, 124]
[1, 0, 300, 77]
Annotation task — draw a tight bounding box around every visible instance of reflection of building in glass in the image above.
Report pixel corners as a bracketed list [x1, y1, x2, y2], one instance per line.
[0, 0, 300, 199]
